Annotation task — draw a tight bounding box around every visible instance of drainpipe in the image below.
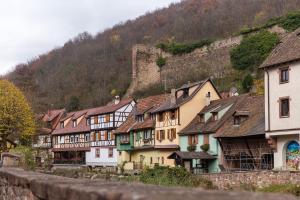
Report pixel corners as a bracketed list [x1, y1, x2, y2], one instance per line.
[266, 70, 271, 132]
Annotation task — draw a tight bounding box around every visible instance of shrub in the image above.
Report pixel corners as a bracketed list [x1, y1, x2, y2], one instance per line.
[200, 144, 210, 152]
[139, 166, 215, 188]
[279, 11, 300, 32]
[156, 56, 166, 68]
[156, 39, 214, 55]
[258, 184, 300, 196]
[10, 146, 36, 170]
[230, 31, 279, 71]
[187, 145, 196, 152]
[242, 74, 254, 92]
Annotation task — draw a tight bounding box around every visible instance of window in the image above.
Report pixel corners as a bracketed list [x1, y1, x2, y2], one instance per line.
[156, 130, 165, 141]
[234, 116, 241, 125]
[137, 115, 144, 122]
[108, 148, 113, 158]
[75, 135, 79, 143]
[144, 130, 152, 140]
[212, 113, 218, 121]
[280, 98, 290, 118]
[170, 110, 176, 120]
[199, 114, 205, 123]
[70, 136, 74, 143]
[280, 68, 289, 83]
[100, 131, 106, 141]
[183, 89, 189, 98]
[95, 148, 100, 158]
[158, 112, 164, 122]
[72, 120, 77, 128]
[60, 122, 64, 129]
[120, 134, 130, 144]
[188, 135, 198, 145]
[167, 128, 176, 141]
[86, 118, 90, 125]
[85, 134, 90, 142]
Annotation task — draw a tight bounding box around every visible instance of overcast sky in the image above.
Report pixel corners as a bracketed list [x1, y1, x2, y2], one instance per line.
[0, 0, 180, 75]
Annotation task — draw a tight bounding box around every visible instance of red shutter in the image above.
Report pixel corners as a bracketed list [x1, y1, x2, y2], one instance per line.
[188, 136, 192, 145]
[156, 131, 160, 141]
[195, 135, 198, 144]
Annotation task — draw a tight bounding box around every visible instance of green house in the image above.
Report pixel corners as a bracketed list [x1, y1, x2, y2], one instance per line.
[169, 96, 241, 173]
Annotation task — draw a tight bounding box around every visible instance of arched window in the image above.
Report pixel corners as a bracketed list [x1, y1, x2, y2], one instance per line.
[286, 141, 300, 170]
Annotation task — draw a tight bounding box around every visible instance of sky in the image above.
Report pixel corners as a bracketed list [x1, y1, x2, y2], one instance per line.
[0, 0, 181, 75]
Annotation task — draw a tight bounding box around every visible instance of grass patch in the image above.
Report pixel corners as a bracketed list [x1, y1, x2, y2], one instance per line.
[139, 166, 216, 189]
[258, 184, 300, 196]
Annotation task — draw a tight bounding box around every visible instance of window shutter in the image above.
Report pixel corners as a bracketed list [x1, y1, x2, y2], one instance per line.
[94, 116, 98, 124]
[195, 135, 198, 144]
[162, 130, 165, 140]
[172, 129, 176, 139]
[167, 129, 170, 140]
[188, 136, 192, 145]
[104, 131, 108, 140]
[156, 131, 160, 141]
[106, 114, 110, 122]
[204, 134, 209, 145]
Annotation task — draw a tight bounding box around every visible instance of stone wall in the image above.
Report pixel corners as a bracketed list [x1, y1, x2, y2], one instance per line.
[0, 168, 297, 200]
[126, 25, 287, 95]
[200, 170, 300, 190]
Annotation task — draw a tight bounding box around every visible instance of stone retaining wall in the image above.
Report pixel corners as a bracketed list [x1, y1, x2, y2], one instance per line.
[0, 168, 297, 200]
[199, 170, 300, 190]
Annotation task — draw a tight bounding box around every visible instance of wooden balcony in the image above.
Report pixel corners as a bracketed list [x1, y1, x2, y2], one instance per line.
[52, 142, 90, 151]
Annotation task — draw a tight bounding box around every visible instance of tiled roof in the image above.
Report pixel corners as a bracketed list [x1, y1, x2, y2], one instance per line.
[168, 151, 216, 160]
[214, 95, 264, 137]
[179, 95, 247, 135]
[152, 78, 220, 113]
[260, 28, 300, 68]
[52, 108, 94, 135]
[115, 94, 168, 134]
[42, 109, 65, 122]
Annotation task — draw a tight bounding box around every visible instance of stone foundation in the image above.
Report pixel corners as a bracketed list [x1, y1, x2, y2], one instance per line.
[199, 170, 300, 190]
[0, 168, 297, 200]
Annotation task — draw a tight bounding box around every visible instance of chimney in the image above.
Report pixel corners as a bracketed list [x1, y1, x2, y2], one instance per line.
[114, 96, 120, 105]
[206, 92, 211, 106]
[171, 89, 176, 104]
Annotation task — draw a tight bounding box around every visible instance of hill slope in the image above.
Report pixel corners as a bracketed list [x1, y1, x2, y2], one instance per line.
[6, 0, 300, 112]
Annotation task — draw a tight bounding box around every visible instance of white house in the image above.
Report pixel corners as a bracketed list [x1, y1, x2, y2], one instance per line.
[85, 97, 135, 167]
[261, 28, 300, 170]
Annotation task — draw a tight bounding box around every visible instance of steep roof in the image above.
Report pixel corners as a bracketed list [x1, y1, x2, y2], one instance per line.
[115, 94, 168, 134]
[52, 108, 93, 135]
[152, 78, 220, 113]
[260, 28, 300, 68]
[214, 95, 264, 138]
[179, 95, 247, 135]
[87, 98, 134, 116]
[41, 109, 65, 122]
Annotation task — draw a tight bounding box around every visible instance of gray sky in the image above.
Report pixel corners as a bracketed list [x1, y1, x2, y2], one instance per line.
[0, 0, 180, 75]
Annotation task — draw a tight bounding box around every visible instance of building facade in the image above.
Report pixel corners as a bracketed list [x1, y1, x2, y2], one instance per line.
[261, 28, 300, 170]
[86, 97, 135, 167]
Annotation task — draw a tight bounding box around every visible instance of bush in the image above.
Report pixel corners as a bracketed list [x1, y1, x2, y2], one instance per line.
[259, 184, 300, 196]
[200, 144, 210, 152]
[139, 166, 215, 189]
[156, 39, 214, 55]
[279, 11, 300, 32]
[230, 31, 279, 71]
[156, 56, 166, 68]
[10, 146, 36, 170]
[242, 74, 254, 92]
[187, 145, 196, 152]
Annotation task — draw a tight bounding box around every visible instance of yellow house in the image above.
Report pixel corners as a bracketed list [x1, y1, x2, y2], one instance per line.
[150, 78, 221, 167]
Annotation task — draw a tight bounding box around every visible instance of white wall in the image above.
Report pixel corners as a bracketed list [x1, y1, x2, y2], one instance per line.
[265, 62, 300, 131]
[86, 147, 117, 167]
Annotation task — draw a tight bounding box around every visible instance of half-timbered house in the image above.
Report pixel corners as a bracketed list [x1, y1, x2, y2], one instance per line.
[52, 109, 92, 165]
[33, 109, 65, 166]
[115, 94, 169, 170]
[86, 97, 135, 167]
[151, 79, 221, 167]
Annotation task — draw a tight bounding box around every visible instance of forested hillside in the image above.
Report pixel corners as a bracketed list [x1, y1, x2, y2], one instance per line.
[6, 0, 300, 112]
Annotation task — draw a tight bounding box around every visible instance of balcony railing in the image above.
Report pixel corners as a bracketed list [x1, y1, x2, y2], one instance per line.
[53, 142, 90, 149]
[32, 143, 52, 148]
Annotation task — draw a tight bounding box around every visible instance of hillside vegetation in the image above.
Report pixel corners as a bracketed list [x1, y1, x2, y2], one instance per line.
[6, 0, 300, 112]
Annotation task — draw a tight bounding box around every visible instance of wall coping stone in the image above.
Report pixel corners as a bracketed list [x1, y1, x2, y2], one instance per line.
[0, 168, 298, 200]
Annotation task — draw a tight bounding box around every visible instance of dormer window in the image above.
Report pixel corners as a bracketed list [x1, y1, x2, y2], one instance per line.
[234, 116, 241, 126]
[60, 122, 64, 129]
[183, 89, 189, 98]
[280, 68, 289, 84]
[212, 112, 218, 121]
[199, 114, 205, 123]
[170, 110, 176, 120]
[137, 115, 144, 122]
[86, 118, 90, 126]
[158, 112, 164, 122]
[72, 120, 77, 127]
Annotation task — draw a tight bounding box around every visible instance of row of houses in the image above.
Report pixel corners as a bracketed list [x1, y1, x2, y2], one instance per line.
[33, 28, 300, 172]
